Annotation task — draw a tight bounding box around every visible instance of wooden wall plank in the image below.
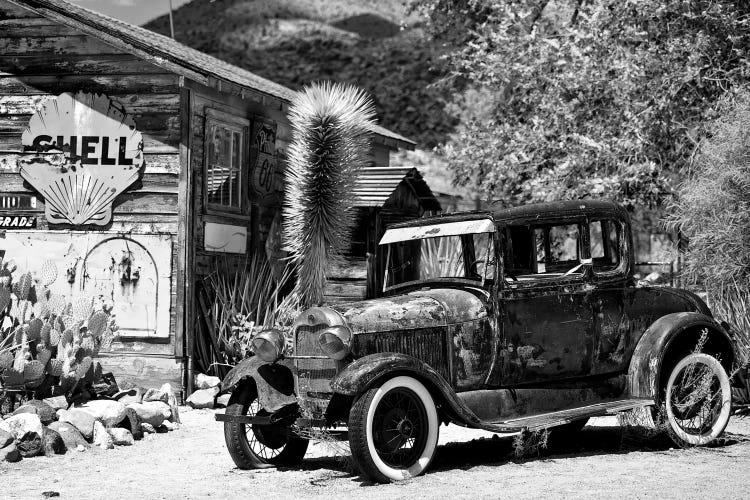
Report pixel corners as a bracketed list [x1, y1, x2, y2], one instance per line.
[96, 353, 183, 392]
[0, 35, 125, 56]
[0, 172, 178, 194]
[0, 152, 181, 174]
[0, 1, 40, 19]
[1, 192, 180, 215]
[0, 54, 170, 76]
[0, 94, 180, 115]
[0, 74, 180, 95]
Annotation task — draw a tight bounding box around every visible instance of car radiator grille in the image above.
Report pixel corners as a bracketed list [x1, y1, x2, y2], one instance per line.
[353, 328, 451, 382]
[294, 324, 337, 419]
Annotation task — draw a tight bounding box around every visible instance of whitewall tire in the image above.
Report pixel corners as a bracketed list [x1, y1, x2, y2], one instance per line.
[348, 375, 439, 483]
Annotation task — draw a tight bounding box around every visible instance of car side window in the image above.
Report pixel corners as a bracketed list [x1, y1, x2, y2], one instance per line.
[589, 219, 620, 273]
[472, 233, 496, 280]
[504, 223, 583, 280]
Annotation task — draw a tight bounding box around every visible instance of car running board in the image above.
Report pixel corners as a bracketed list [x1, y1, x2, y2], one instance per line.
[474, 398, 655, 434]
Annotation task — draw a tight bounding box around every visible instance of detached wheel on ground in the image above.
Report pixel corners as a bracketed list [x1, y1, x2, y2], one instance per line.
[664, 352, 731, 447]
[348, 375, 440, 483]
[223, 383, 308, 469]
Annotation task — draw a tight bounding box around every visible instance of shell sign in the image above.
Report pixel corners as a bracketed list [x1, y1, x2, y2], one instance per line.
[19, 92, 144, 226]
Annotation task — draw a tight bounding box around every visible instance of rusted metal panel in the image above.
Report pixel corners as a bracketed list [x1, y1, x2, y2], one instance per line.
[220, 356, 297, 413]
[627, 312, 734, 400]
[501, 286, 595, 384]
[593, 286, 710, 375]
[332, 288, 487, 334]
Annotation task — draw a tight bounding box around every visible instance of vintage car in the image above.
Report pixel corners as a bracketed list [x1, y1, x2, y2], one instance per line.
[217, 200, 735, 483]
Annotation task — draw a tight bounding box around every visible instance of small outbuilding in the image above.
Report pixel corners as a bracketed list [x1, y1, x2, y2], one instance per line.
[0, 0, 424, 396]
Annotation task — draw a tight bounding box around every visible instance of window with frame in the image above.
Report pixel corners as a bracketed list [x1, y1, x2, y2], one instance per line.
[205, 109, 250, 214]
[589, 219, 621, 273]
[504, 222, 583, 280]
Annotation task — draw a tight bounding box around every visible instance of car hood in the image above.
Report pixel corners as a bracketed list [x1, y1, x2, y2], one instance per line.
[331, 288, 488, 334]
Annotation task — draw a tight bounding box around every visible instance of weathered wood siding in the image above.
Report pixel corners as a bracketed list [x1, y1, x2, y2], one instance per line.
[0, 1, 183, 392]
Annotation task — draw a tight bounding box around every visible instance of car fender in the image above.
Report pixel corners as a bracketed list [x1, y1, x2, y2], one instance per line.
[627, 311, 734, 400]
[220, 356, 298, 413]
[331, 352, 486, 428]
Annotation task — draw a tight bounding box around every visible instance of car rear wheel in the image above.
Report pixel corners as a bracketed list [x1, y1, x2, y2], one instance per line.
[664, 352, 731, 447]
[223, 383, 308, 469]
[348, 376, 439, 483]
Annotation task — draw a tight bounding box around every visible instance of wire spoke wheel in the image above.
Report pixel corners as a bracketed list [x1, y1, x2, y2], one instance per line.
[372, 387, 429, 468]
[665, 353, 731, 447]
[349, 376, 439, 483]
[224, 384, 308, 469]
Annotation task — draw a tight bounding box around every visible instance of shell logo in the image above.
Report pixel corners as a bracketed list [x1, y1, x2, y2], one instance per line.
[19, 92, 144, 226]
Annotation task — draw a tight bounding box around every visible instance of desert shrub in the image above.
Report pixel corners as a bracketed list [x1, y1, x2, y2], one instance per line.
[666, 89, 750, 363]
[199, 253, 298, 370]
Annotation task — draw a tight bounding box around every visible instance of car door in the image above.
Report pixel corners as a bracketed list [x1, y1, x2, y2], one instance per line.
[499, 220, 596, 386]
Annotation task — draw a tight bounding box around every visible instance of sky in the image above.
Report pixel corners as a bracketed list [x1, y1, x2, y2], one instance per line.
[70, 0, 193, 26]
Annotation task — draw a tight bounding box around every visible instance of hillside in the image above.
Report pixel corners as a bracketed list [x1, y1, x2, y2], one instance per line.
[144, 0, 455, 149]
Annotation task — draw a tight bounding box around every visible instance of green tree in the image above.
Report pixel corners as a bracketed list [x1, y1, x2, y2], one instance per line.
[666, 89, 750, 360]
[413, 0, 750, 208]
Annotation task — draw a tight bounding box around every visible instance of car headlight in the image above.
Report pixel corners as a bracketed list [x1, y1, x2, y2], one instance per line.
[318, 325, 352, 360]
[252, 329, 286, 363]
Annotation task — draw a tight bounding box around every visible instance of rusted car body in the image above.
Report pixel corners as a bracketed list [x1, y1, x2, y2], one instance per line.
[218, 200, 736, 482]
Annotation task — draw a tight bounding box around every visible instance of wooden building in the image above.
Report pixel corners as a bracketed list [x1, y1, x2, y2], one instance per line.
[325, 167, 440, 303]
[0, 0, 417, 396]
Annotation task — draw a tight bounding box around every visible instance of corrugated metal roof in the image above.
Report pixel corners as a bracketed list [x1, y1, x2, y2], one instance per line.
[354, 167, 441, 211]
[8, 0, 415, 149]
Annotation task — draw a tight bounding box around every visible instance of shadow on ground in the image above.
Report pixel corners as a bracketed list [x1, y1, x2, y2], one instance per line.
[288, 424, 748, 485]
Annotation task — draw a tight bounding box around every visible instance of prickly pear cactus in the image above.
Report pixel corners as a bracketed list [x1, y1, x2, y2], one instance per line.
[0, 258, 119, 398]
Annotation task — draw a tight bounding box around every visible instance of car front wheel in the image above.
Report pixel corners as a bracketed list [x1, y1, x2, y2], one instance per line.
[223, 383, 308, 469]
[348, 375, 439, 483]
[664, 352, 731, 447]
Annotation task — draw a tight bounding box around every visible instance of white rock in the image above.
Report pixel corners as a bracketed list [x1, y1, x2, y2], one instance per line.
[215, 394, 231, 408]
[186, 386, 220, 409]
[194, 373, 221, 390]
[92, 421, 113, 449]
[107, 428, 134, 446]
[76, 444, 86, 452]
[126, 401, 171, 427]
[143, 383, 173, 404]
[4, 413, 43, 440]
[0, 419, 11, 436]
[43, 396, 68, 411]
[79, 400, 127, 427]
[162, 420, 179, 431]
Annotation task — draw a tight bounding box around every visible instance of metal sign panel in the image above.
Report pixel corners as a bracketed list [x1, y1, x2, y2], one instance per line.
[18, 92, 144, 226]
[379, 219, 495, 245]
[0, 215, 36, 228]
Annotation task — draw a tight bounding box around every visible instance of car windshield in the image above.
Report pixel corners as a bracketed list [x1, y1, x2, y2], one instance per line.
[380, 221, 496, 291]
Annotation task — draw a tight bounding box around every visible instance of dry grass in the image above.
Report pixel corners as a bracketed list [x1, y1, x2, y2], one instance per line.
[512, 428, 550, 459]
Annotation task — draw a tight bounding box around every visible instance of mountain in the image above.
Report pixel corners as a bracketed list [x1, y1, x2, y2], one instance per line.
[144, 0, 456, 149]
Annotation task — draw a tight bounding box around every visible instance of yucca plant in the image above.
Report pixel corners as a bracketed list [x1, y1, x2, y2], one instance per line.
[202, 253, 297, 366]
[284, 81, 376, 308]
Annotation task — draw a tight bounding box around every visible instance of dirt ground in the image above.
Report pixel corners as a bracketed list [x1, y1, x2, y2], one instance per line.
[2, 407, 750, 500]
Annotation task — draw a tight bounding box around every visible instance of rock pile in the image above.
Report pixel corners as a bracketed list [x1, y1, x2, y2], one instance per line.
[0, 383, 181, 462]
[186, 373, 222, 409]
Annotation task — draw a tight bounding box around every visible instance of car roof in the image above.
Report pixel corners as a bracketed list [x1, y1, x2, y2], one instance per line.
[386, 200, 628, 229]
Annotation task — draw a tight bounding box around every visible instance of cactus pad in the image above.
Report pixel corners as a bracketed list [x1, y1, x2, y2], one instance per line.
[26, 318, 43, 341]
[40, 260, 58, 286]
[47, 358, 63, 377]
